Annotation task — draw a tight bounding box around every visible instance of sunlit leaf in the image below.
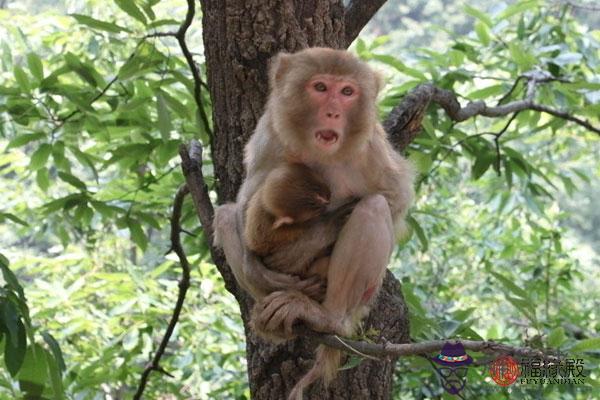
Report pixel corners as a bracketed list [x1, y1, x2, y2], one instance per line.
[114, 0, 148, 25]
[26, 53, 43, 81]
[71, 14, 130, 33]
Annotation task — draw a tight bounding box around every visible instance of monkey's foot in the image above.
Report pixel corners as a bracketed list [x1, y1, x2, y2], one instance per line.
[253, 290, 335, 339]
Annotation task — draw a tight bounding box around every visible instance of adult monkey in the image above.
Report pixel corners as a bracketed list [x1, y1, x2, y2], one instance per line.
[213, 48, 414, 397]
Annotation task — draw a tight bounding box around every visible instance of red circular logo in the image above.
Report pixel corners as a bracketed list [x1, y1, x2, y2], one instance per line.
[489, 355, 520, 386]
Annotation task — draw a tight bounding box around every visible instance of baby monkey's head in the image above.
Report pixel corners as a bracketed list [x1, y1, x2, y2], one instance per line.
[262, 163, 331, 229]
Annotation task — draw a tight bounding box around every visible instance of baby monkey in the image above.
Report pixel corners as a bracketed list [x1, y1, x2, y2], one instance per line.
[244, 163, 331, 275]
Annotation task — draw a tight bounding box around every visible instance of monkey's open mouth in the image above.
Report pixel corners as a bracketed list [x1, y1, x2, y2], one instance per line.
[315, 130, 339, 146]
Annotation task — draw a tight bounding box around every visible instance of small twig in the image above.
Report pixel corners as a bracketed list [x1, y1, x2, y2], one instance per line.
[133, 185, 191, 400]
[55, 75, 119, 128]
[496, 76, 524, 106]
[175, 0, 213, 143]
[180, 228, 196, 237]
[144, 31, 177, 39]
[493, 112, 519, 175]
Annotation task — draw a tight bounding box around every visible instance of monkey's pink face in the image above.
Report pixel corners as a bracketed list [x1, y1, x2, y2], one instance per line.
[306, 74, 360, 153]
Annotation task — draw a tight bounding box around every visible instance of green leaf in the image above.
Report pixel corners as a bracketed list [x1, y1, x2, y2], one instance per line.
[2, 303, 27, 377]
[44, 348, 65, 400]
[506, 296, 536, 322]
[463, 4, 493, 27]
[58, 172, 87, 191]
[508, 42, 536, 70]
[156, 92, 173, 140]
[339, 355, 363, 371]
[128, 219, 147, 251]
[6, 132, 46, 149]
[407, 215, 428, 251]
[74, 203, 94, 226]
[499, 0, 539, 20]
[490, 271, 528, 299]
[369, 35, 390, 50]
[474, 22, 491, 46]
[36, 168, 50, 192]
[114, 0, 147, 25]
[371, 54, 427, 80]
[569, 337, 600, 353]
[26, 53, 43, 81]
[18, 344, 48, 391]
[42, 332, 66, 372]
[0, 257, 25, 299]
[471, 152, 495, 180]
[467, 84, 505, 100]
[0, 212, 28, 226]
[547, 327, 567, 348]
[70, 14, 130, 33]
[64, 53, 100, 87]
[355, 38, 367, 57]
[408, 151, 432, 173]
[29, 143, 52, 170]
[13, 66, 30, 92]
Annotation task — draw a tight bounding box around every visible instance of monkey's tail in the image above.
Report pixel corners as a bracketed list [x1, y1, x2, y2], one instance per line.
[287, 345, 341, 400]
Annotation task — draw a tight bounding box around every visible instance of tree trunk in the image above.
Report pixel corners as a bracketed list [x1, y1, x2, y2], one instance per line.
[200, 1, 410, 398]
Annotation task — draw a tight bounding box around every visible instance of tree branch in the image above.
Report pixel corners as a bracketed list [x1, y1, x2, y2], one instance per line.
[133, 185, 191, 400]
[179, 140, 214, 243]
[344, 0, 387, 47]
[299, 327, 562, 364]
[175, 0, 213, 145]
[385, 81, 600, 152]
[178, 140, 239, 295]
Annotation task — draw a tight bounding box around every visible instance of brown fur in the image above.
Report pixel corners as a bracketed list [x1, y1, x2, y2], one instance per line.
[213, 48, 415, 399]
[244, 163, 331, 262]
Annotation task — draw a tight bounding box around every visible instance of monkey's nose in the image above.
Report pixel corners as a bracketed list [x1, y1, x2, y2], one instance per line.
[326, 112, 340, 119]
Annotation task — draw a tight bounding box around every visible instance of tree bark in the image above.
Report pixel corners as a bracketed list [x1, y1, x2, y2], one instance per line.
[200, 1, 409, 399]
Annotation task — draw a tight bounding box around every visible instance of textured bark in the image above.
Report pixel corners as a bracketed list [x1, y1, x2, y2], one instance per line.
[200, 1, 409, 399]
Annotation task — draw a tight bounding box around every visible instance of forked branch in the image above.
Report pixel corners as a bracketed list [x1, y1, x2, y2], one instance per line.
[385, 78, 600, 152]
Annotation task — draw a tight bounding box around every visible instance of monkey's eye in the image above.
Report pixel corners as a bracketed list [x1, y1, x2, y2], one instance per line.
[341, 86, 354, 96]
[313, 82, 327, 92]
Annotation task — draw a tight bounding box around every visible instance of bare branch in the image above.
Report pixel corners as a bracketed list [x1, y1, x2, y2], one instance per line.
[344, 0, 387, 48]
[179, 140, 214, 243]
[299, 328, 562, 364]
[141, 0, 212, 145]
[385, 82, 600, 152]
[134, 185, 191, 400]
[144, 31, 177, 39]
[175, 0, 213, 143]
[178, 140, 241, 297]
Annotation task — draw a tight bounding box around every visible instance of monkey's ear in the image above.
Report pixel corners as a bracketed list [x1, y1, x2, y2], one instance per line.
[272, 216, 294, 229]
[269, 52, 291, 89]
